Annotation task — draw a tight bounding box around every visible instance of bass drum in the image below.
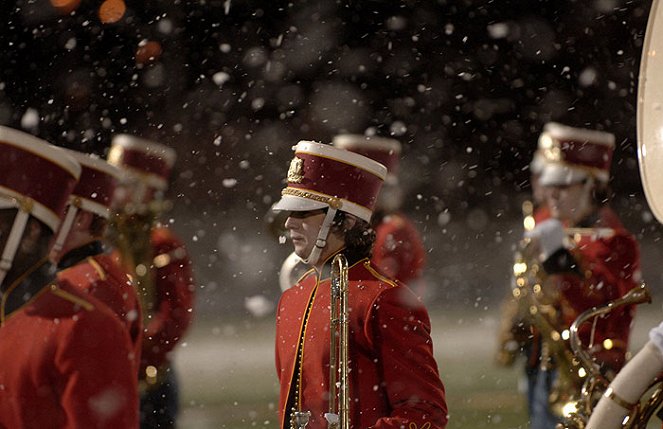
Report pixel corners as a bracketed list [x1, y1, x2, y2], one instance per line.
[586, 1, 663, 427]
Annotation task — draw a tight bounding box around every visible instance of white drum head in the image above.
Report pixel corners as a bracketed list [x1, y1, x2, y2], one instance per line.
[638, 0, 663, 222]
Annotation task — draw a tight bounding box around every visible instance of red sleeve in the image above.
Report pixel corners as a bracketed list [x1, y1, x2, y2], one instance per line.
[366, 287, 448, 429]
[56, 308, 139, 428]
[372, 216, 426, 286]
[141, 229, 195, 372]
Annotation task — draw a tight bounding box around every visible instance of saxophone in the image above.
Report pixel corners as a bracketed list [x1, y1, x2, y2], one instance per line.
[514, 241, 586, 419]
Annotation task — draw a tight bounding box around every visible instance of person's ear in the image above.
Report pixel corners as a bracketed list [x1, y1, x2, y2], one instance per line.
[20, 218, 44, 254]
[76, 210, 94, 230]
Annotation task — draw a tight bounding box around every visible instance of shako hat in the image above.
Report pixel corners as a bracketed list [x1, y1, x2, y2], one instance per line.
[272, 141, 387, 223]
[538, 122, 615, 186]
[51, 150, 121, 254]
[272, 141, 387, 265]
[64, 150, 121, 219]
[0, 126, 81, 285]
[332, 134, 401, 184]
[0, 126, 81, 232]
[107, 134, 176, 191]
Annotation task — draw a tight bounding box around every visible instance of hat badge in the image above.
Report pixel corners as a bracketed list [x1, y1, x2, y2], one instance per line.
[287, 156, 304, 183]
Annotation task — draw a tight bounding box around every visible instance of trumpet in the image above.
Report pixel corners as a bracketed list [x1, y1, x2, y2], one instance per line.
[326, 254, 350, 429]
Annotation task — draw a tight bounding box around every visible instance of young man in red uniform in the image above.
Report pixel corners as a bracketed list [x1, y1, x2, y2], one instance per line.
[0, 126, 138, 428]
[51, 149, 142, 363]
[276, 134, 427, 295]
[524, 123, 640, 428]
[107, 134, 195, 429]
[272, 141, 448, 429]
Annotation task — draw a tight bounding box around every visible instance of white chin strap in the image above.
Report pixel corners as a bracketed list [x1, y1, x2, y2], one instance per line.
[301, 207, 338, 266]
[51, 205, 79, 256]
[0, 210, 31, 288]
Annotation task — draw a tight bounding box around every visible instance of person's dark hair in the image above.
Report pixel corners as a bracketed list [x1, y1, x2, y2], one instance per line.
[89, 214, 109, 238]
[330, 211, 375, 263]
[592, 180, 611, 207]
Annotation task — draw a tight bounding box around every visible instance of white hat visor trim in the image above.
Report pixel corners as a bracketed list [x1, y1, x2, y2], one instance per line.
[0, 188, 61, 231]
[271, 194, 328, 212]
[70, 196, 111, 219]
[273, 190, 372, 223]
[539, 163, 604, 187]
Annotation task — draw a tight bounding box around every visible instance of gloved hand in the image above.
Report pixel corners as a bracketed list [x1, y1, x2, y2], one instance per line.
[524, 218, 565, 260]
[649, 321, 663, 357]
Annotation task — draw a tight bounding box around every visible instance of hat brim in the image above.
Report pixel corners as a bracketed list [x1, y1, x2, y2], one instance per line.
[271, 195, 329, 212]
[539, 163, 588, 187]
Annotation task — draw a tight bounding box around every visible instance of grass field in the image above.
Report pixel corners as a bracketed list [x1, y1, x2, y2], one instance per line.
[173, 305, 663, 429]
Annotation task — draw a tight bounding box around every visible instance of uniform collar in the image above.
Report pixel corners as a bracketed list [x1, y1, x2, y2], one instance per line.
[57, 240, 105, 270]
[1, 258, 56, 323]
[315, 247, 365, 280]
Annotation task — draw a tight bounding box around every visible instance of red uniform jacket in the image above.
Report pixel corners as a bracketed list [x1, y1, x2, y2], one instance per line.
[0, 280, 138, 428]
[543, 206, 640, 369]
[57, 251, 143, 370]
[275, 255, 448, 429]
[140, 226, 195, 375]
[372, 213, 426, 289]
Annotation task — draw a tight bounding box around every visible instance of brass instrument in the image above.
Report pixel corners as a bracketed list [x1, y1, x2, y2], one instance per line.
[512, 231, 586, 419]
[108, 205, 158, 325]
[511, 211, 622, 419]
[326, 254, 350, 429]
[495, 200, 539, 367]
[290, 254, 350, 429]
[108, 199, 170, 388]
[557, 284, 653, 429]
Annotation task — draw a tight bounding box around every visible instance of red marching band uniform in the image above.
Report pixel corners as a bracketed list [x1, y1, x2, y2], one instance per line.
[272, 141, 448, 429]
[107, 134, 195, 426]
[535, 123, 640, 371]
[52, 149, 143, 365]
[0, 127, 138, 428]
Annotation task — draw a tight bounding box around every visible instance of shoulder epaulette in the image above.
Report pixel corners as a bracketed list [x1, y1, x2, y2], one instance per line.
[48, 285, 94, 311]
[362, 261, 399, 288]
[86, 257, 107, 281]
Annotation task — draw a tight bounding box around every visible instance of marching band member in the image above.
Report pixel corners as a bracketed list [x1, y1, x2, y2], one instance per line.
[0, 126, 138, 428]
[524, 123, 640, 428]
[107, 134, 195, 429]
[272, 141, 448, 429]
[332, 134, 427, 295]
[275, 134, 428, 296]
[51, 149, 142, 366]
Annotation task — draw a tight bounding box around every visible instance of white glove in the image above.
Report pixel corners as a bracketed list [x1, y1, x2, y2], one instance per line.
[649, 321, 663, 357]
[525, 218, 565, 260]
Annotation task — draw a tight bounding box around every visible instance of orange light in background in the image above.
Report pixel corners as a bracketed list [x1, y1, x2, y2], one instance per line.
[136, 40, 163, 65]
[50, 0, 81, 14]
[98, 0, 126, 24]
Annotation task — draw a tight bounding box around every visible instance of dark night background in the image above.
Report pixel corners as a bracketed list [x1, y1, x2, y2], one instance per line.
[1, 0, 661, 318]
